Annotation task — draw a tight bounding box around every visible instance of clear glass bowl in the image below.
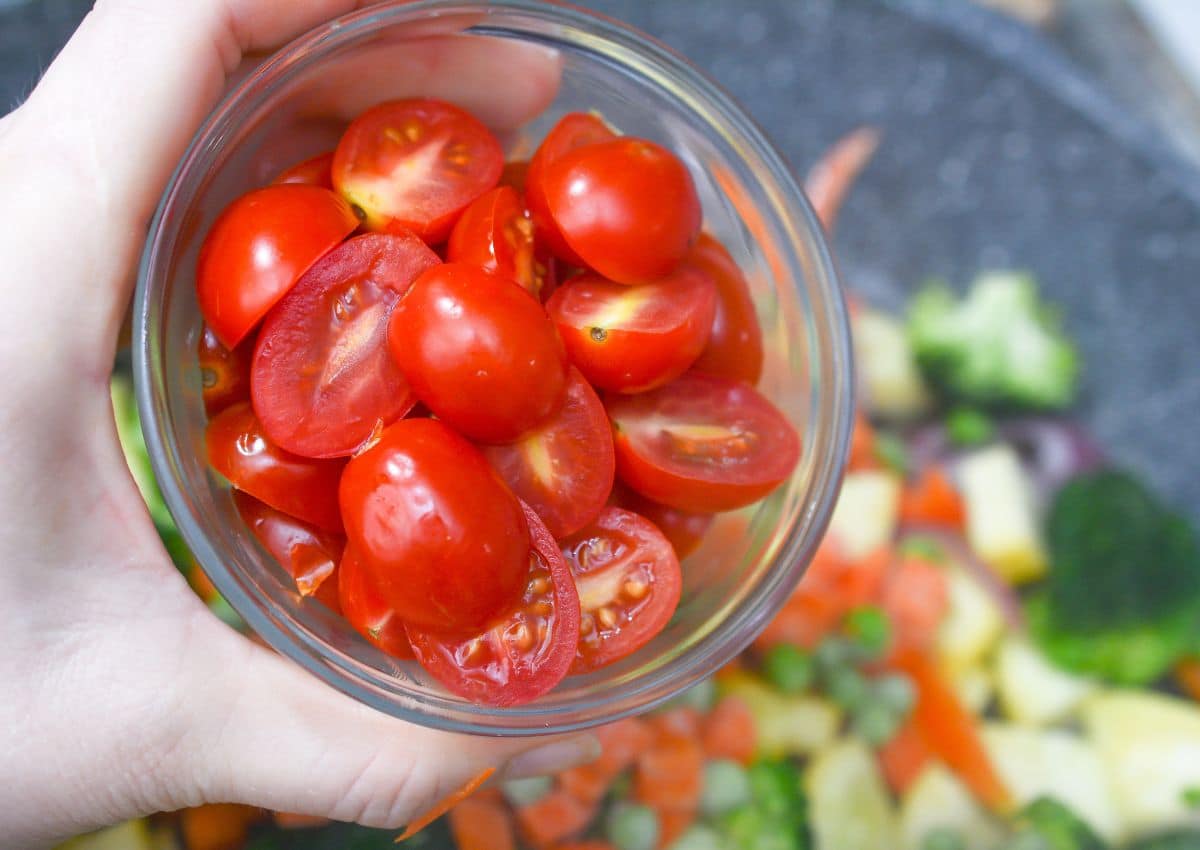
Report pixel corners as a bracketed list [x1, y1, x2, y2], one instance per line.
[133, 0, 853, 736]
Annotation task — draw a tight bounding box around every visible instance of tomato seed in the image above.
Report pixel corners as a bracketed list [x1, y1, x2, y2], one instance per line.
[623, 579, 649, 600]
[597, 607, 619, 630]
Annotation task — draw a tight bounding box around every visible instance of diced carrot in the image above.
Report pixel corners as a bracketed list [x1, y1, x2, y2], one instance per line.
[396, 767, 495, 842]
[549, 842, 617, 850]
[900, 466, 966, 529]
[649, 707, 702, 742]
[848, 413, 879, 472]
[656, 808, 696, 849]
[515, 790, 595, 849]
[272, 811, 330, 829]
[448, 796, 517, 850]
[876, 719, 932, 795]
[635, 736, 704, 812]
[702, 696, 756, 765]
[831, 547, 892, 609]
[181, 804, 260, 850]
[882, 556, 949, 659]
[1178, 658, 1200, 702]
[559, 717, 654, 804]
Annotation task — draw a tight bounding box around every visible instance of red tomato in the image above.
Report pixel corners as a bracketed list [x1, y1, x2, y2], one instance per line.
[197, 325, 252, 415]
[206, 402, 345, 532]
[546, 265, 716, 393]
[543, 138, 701, 284]
[611, 483, 713, 560]
[196, 185, 359, 348]
[481, 367, 614, 539]
[339, 419, 530, 631]
[337, 546, 414, 660]
[387, 263, 568, 444]
[499, 159, 529, 193]
[233, 491, 343, 597]
[331, 99, 503, 243]
[446, 186, 543, 295]
[525, 112, 617, 265]
[559, 507, 682, 674]
[406, 502, 580, 706]
[273, 151, 335, 189]
[606, 373, 800, 512]
[250, 232, 439, 458]
[685, 234, 764, 385]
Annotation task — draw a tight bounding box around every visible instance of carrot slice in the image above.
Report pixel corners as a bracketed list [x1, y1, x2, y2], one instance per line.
[448, 795, 517, 850]
[635, 736, 704, 812]
[848, 413, 879, 472]
[804, 126, 882, 233]
[1178, 658, 1200, 702]
[876, 718, 933, 795]
[181, 804, 260, 850]
[396, 767, 495, 842]
[272, 811, 330, 829]
[900, 466, 966, 529]
[516, 789, 595, 849]
[882, 555, 950, 659]
[558, 717, 654, 804]
[549, 842, 617, 850]
[656, 808, 696, 849]
[702, 696, 756, 765]
[649, 707, 702, 742]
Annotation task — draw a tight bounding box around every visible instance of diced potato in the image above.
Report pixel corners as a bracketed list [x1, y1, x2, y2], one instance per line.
[56, 821, 156, 850]
[899, 765, 1006, 850]
[936, 565, 1004, 674]
[852, 308, 934, 421]
[719, 672, 842, 758]
[828, 471, 902, 561]
[981, 723, 1123, 843]
[953, 666, 994, 715]
[807, 738, 897, 850]
[994, 637, 1097, 726]
[958, 445, 1047, 583]
[1082, 690, 1200, 837]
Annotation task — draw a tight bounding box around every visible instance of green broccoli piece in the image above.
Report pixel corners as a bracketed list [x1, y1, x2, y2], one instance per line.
[1126, 832, 1200, 850]
[908, 271, 1078, 410]
[1029, 469, 1200, 685]
[716, 759, 809, 850]
[1001, 797, 1107, 850]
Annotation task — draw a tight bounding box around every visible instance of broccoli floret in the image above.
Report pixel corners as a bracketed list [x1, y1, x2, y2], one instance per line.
[1029, 470, 1200, 685]
[1000, 797, 1107, 850]
[908, 271, 1079, 410]
[717, 759, 809, 850]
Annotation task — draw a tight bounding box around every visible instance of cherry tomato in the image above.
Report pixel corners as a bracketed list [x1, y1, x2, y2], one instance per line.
[685, 234, 763, 385]
[405, 502, 580, 706]
[481, 367, 614, 539]
[251, 232, 439, 458]
[339, 418, 530, 631]
[559, 507, 682, 674]
[273, 151, 335, 189]
[196, 185, 359, 348]
[606, 372, 800, 512]
[207, 402, 345, 532]
[543, 138, 701, 284]
[338, 546, 414, 660]
[197, 325, 252, 415]
[546, 265, 716, 393]
[499, 159, 529, 193]
[611, 483, 713, 560]
[525, 113, 616, 265]
[233, 491, 343, 597]
[332, 99, 503, 243]
[446, 186, 543, 295]
[387, 263, 568, 444]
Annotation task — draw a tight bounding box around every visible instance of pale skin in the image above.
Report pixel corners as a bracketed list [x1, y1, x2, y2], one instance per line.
[0, 2, 598, 847]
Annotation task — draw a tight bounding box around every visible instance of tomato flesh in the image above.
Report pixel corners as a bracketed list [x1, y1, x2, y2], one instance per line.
[251, 232, 439, 459]
[685, 234, 764, 385]
[197, 185, 359, 348]
[273, 152, 335, 189]
[606, 372, 800, 513]
[207, 402, 345, 532]
[332, 99, 503, 243]
[234, 491, 343, 597]
[546, 266, 716, 393]
[338, 418, 530, 631]
[611, 483, 713, 560]
[447, 186, 544, 296]
[338, 546, 415, 660]
[559, 507, 682, 674]
[198, 325, 252, 415]
[406, 502, 580, 706]
[482, 367, 614, 539]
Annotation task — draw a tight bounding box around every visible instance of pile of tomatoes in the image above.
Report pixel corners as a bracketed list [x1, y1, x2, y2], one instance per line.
[195, 98, 800, 706]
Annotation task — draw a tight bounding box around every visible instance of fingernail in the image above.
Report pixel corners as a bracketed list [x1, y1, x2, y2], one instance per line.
[502, 734, 601, 779]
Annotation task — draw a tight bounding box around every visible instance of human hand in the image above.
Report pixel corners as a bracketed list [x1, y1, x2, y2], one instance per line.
[0, 3, 593, 848]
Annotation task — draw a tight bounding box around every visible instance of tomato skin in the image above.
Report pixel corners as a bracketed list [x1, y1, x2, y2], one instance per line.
[206, 402, 345, 532]
[332, 99, 503, 243]
[387, 263, 569, 444]
[198, 325, 252, 415]
[481, 367, 614, 539]
[273, 151, 335, 189]
[446, 186, 541, 295]
[251, 232, 439, 459]
[544, 138, 701, 284]
[339, 418, 530, 631]
[610, 483, 713, 560]
[337, 546, 414, 660]
[606, 372, 800, 513]
[685, 234, 763, 385]
[499, 159, 529, 193]
[406, 502, 581, 706]
[546, 266, 716, 393]
[196, 185, 359, 348]
[233, 491, 343, 597]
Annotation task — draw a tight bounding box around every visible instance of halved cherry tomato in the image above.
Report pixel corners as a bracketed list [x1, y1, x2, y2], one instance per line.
[405, 503, 581, 706]
[482, 367, 613, 539]
[606, 373, 800, 512]
[447, 186, 542, 295]
[387, 263, 568, 444]
[610, 483, 713, 560]
[332, 98, 503, 243]
[206, 402, 345, 532]
[339, 419, 530, 632]
[337, 546, 414, 660]
[198, 325, 252, 415]
[234, 491, 343, 598]
[559, 507, 682, 674]
[251, 232, 439, 458]
[543, 138, 701, 284]
[546, 266, 716, 393]
[197, 185, 358, 348]
[685, 234, 763, 385]
[525, 113, 617, 266]
[273, 151, 335, 189]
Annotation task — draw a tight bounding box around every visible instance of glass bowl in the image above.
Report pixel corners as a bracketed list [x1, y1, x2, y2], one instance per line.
[133, 0, 853, 736]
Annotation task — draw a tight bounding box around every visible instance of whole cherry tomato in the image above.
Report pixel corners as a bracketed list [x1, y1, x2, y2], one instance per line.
[685, 233, 764, 385]
[338, 546, 415, 660]
[233, 491, 343, 598]
[610, 483, 714, 560]
[446, 186, 542, 295]
[197, 325, 252, 415]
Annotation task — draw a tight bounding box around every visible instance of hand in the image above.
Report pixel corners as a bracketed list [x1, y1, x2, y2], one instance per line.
[0, 3, 594, 848]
